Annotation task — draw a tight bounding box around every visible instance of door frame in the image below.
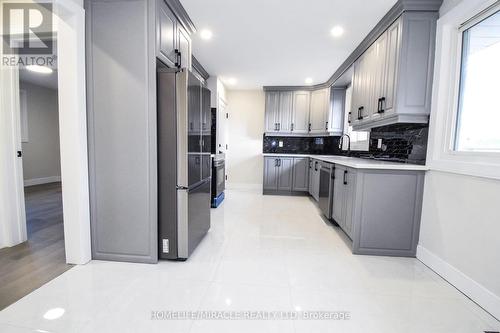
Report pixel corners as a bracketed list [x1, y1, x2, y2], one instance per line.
[0, 0, 91, 264]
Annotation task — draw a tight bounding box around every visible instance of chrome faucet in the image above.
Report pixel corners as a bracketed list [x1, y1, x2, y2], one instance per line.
[338, 134, 351, 154]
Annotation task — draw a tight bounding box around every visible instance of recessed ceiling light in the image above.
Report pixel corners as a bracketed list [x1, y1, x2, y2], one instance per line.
[330, 26, 344, 37]
[305, 78, 313, 85]
[225, 77, 237, 85]
[199, 29, 213, 40]
[26, 65, 53, 74]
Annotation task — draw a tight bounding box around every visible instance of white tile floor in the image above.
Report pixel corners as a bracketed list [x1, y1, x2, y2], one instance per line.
[0, 189, 499, 332]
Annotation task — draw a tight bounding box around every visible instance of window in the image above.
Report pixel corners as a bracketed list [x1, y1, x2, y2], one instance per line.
[455, 8, 500, 152]
[343, 85, 369, 151]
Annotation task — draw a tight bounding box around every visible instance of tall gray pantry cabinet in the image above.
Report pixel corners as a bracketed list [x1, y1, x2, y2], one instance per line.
[85, 0, 194, 263]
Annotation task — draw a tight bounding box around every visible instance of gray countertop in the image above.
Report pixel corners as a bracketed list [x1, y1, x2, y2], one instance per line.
[262, 153, 428, 171]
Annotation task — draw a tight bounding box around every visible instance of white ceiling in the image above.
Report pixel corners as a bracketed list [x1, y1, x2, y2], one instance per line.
[180, 0, 398, 89]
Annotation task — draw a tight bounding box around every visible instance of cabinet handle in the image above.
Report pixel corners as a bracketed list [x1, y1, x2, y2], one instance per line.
[309, 159, 312, 169]
[343, 170, 348, 185]
[314, 161, 318, 171]
[308, 123, 311, 132]
[278, 159, 281, 167]
[274, 123, 278, 131]
[378, 97, 386, 114]
[278, 123, 281, 131]
[275, 159, 278, 167]
[331, 167, 335, 180]
[175, 49, 181, 68]
[348, 111, 352, 124]
[325, 121, 328, 130]
[291, 123, 294, 131]
[357, 106, 364, 120]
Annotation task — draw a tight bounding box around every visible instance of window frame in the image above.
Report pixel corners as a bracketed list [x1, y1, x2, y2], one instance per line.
[427, 0, 500, 180]
[452, 4, 500, 153]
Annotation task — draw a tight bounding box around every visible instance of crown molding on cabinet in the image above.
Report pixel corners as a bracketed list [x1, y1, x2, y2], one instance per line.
[263, 0, 443, 92]
[192, 55, 210, 81]
[164, 0, 197, 35]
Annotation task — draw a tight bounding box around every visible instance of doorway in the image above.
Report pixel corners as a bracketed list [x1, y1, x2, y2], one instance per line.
[0, 0, 91, 308]
[0, 36, 74, 309]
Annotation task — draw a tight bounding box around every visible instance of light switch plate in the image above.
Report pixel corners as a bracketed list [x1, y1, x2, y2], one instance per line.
[279, 141, 284, 147]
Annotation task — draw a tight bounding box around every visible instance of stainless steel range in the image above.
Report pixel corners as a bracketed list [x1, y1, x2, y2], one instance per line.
[211, 154, 225, 208]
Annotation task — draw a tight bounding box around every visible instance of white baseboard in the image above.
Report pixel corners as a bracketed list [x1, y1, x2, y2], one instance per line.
[24, 176, 61, 187]
[417, 245, 500, 320]
[225, 182, 261, 191]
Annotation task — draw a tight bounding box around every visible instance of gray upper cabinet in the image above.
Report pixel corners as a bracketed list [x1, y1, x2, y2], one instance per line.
[177, 25, 191, 70]
[278, 91, 293, 133]
[350, 12, 437, 130]
[264, 87, 342, 136]
[156, 0, 192, 69]
[157, 0, 177, 67]
[292, 157, 309, 191]
[265, 92, 280, 132]
[309, 88, 330, 134]
[328, 88, 345, 135]
[264, 91, 292, 133]
[291, 91, 310, 134]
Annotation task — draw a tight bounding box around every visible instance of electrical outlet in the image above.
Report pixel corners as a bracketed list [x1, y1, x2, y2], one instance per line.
[377, 139, 383, 149]
[279, 141, 284, 147]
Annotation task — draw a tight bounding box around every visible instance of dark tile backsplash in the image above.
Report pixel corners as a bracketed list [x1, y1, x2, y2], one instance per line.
[362, 124, 428, 164]
[262, 123, 429, 164]
[263, 135, 343, 155]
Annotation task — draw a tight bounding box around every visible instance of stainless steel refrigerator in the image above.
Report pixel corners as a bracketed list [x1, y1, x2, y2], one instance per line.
[157, 66, 211, 260]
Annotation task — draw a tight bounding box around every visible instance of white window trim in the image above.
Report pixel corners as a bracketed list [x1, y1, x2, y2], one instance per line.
[427, 0, 500, 180]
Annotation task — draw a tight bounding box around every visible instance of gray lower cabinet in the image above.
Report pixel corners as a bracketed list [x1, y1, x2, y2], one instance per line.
[263, 157, 279, 190]
[277, 158, 293, 191]
[292, 157, 309, 191]
[263, 157, 309, 194]
[331, 166, 425, 257]
[310, 159, 321, 201]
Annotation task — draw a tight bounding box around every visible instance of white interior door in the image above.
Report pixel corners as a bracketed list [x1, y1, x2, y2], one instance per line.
[0, 59, 27, 249]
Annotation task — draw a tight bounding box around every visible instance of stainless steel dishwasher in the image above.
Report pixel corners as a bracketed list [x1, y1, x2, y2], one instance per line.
[318, 161, 334, 220]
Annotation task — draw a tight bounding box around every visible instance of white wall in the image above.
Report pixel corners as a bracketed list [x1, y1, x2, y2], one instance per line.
[225, 90, 265, 189]
[20, 82, 61, 184]
[418, 0, 500, 320]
